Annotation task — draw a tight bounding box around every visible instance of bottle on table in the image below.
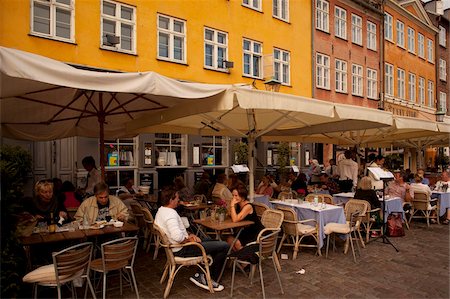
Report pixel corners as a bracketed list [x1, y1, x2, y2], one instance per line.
[48, 212, 57, 233]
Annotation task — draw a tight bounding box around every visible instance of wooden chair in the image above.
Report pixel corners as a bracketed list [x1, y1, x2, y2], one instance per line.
[141, 207, 159, 256]
[153, 224, 214, 298]
[252, 202, 269, 219]
[23, 242, 95, 299]
[410, 191, 439, 227]
[324, 199, 367, 263]
[276, 206, 321, 259]
[130, 202, 148, 249]
[90, 237, 139, 299]
[230, 228, 284, 299]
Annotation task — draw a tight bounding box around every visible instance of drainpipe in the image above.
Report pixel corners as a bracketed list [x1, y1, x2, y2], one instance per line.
[380, 0, 386, 111]
[311, 0, 315, 99]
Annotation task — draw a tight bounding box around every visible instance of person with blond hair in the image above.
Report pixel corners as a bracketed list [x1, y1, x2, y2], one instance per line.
[354, 176, 380, 209]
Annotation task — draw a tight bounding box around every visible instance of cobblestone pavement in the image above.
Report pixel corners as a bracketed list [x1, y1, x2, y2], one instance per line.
[105, 221, 448, 299]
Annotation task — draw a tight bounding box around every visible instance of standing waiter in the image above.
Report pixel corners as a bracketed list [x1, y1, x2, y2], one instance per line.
[337, 150, 358, 192]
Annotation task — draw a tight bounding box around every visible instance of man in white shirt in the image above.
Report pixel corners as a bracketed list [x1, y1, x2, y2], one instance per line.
[82, 156, 102, 196]
[337, 150, 358, 192]
[155, 188, 228, 292]
[434, 171, 450, 224]
[410, 173, 437, 223]
[211, 173, 233, 201]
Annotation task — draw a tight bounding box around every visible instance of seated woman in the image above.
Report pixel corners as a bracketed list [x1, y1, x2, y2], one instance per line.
[354, 176, 381, 209]
[227, 186, 264, 251]
[25, 179, 68, 223]
[255, 175, 274, 197]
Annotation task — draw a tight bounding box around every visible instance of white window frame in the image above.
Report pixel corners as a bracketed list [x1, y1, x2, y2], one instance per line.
[367, 21, 377, 51]
[439, 92, 447, 113]
[385, 63, 394, 96]
[243, 38, 262, 79]
[427, 38, 433, 63]
[273, 48, 290, 85]
[273, 0, 289, 22]
[384, 13, 393, 41]
[439, 25, 447, 47]
[316, 0, 329, 33]
[204, 27, 228, 71]
[316, 53, 330, 89]
[407, 27, 415, 54]
[367, 68, 377, 100]
[334, 6, 346, 40]
[439, 58, 447, 81]
[427, 80, 434, 108]
[408, 73, 416, 103]
[157, 14, 186, 63]
[31, 0, 75, 42]
[243, 0, 262, 11]
[101, 0, 136, 53]
[397, 68, 405, 100]
[335, 59, 347, 93]
[396, 20, 404, 48]
[352, 64, 363, 96]
[418, 33, 425, 58]
[418, 77, 425, 105]
[351, 14, 362, 45]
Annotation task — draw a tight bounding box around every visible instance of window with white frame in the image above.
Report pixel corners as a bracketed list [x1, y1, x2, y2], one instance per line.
[157, 14, 186, 63]
[418, 77, 425, 105]
[204, 28, 228, 71]
[407, 27, 415, 53]
[243, 39, 262, 78]
[440, 92, 447, 113]
[427, 80, 434, 108]
[418, 33, 424, 58]
[101, 1, 135, 52]
[384, 13, 393, 41]
[396, 20, 404, 47]
[367, 21, 377, 51]
[316, 53, 330, 89]
[201, 136, 227, 166]
[273, 0, 289, 22]
[439, 58, 447, 81]
[385, 63, 394, 96]
[439, 25, 447, 47]
[316, 0, 329, 33]
[243, 0, 262, 11]
[351, 14, 362, 45]
[408, 73, 416, 102]
[335, 6, 346, 39]
[31, 0, 74, 41]
[397, 68, 405, 99]
[352, 64, 363, 96]
[335, 59, 347, 93]
[274, 48, 290, 85]
[427, 38, 433, 62]
[367, 68, 377, 99]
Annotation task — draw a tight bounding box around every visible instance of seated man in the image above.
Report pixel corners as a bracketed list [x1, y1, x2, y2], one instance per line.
[318, 173, 340, 195]
[75, 182, 129, 224]
[410, 173, 437, 223]
[434, 171, 450, 224]
[155, 188, 228, 292]
[385, 170, 413, 211]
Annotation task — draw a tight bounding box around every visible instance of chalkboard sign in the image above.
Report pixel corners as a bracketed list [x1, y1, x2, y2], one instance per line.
[140, 173, 154, 194]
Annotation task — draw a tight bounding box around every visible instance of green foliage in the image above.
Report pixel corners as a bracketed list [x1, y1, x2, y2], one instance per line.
[384, 154, 403, 170]
[277, 142, 290, 179]
[435, 153, 450, 168]
[232, 141, 248, 164]
[1, 145, 32, 298]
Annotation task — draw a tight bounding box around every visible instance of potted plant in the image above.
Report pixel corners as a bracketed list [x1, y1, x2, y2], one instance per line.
[215, 199, 228, 223]
[232, 141, 248, 165]
[277, 142, 290, 181]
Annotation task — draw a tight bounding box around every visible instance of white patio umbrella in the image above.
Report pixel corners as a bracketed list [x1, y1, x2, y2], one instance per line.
[0, 46, 232, 177]
[127, 87, 393, 198]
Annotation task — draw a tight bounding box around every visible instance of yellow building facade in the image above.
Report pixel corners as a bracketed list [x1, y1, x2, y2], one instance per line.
[0, 0, 312, 96]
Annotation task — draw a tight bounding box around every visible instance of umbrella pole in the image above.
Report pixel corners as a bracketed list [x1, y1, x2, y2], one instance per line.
[98, 93, 106, 180]
[248, 137, 255, 200]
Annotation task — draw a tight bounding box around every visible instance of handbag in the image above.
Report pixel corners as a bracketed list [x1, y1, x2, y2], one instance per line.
[386, 212, 405, 237]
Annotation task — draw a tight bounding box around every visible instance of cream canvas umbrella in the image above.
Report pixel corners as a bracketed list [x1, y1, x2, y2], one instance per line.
[0, 46, 232, 177]
[127, 87, 393, 198]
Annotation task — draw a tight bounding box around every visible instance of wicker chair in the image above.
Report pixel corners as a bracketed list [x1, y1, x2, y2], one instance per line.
[277, 191, 295, 200]
[23, 242, 95, 299]
[410, 191, 439, 227]
[230, 228, 284, 299]
[90, 236, 139, 299]
[260, 209, 284, 271]
[130, 202, 148, 249]
[141, 207, 159, 255]
[153, 224, 214, 298]
[324, 199, 367, 263]
[276, 206, 321, 259]
[356, 199, 382, 243]
[253, 202, 269, 219]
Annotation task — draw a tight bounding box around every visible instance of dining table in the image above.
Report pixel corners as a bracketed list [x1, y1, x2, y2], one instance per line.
[193, 217, 253, 282]
[20, 222, 139, 269]
[431, 191, 450, 217]
[268, 199, 346, 249]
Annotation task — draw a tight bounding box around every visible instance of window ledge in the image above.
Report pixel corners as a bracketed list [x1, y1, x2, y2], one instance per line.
[204, 67, 230, 74]
[157, 57, 188, 66]
[100, 46, 137, 56]
[28, 33, 76, 45]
